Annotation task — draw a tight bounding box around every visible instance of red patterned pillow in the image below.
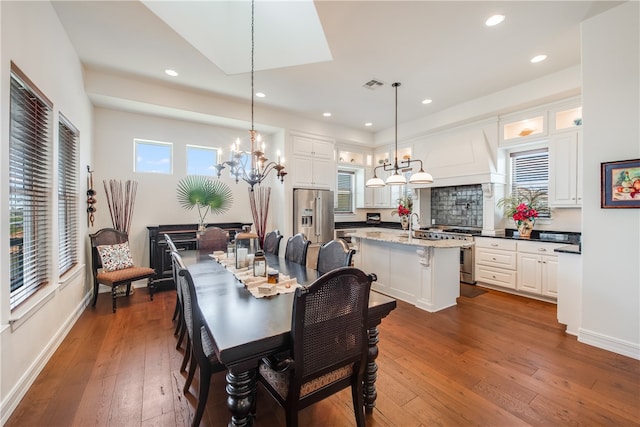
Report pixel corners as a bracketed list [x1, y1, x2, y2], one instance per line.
[97, 242, 134, 272]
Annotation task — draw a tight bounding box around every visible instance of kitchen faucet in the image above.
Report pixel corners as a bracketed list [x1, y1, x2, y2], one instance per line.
[409, 212, 420, 237]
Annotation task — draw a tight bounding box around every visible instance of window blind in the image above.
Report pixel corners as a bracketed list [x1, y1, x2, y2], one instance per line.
[510, 148, 550, 218]
[58, 115, 79, 276]
[9, 64, 53, 308]
[335, 170, 354, 213]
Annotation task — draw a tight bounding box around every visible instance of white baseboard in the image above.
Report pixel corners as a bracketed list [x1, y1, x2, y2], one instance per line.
[1, 292, 91, 425]
[578, 328, 640, 360]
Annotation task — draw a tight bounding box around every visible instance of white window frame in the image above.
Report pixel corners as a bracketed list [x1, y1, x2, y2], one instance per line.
[186, 145, 220, 176]
[507, 143, 551, 220]
[134, 139, 173, 174]
[335, 169, 356, 214]
[58, 114, 79, 276]
[9, 63, 53, 309]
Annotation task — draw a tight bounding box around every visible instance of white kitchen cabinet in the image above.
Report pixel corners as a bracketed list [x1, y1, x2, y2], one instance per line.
[474, 237, 517, 289]
[516, 241, 562, 298]
[549, 130, 582, 207]
[291, 135, 335, 189]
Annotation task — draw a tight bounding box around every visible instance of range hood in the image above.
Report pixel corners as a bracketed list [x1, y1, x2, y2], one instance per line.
[408, 119, 506, 187]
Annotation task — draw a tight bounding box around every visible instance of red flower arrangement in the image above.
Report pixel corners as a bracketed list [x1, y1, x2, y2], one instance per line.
[397, 204, 411, 216]
[392, 195, 413, 217]
[512, 203, 539, 222]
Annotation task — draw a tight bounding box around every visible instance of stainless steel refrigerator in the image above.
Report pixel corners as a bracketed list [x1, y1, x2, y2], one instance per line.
[293, 188, 334, 244]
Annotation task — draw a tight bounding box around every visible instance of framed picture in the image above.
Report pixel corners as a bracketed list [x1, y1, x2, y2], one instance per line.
[601, 159, 640, 208]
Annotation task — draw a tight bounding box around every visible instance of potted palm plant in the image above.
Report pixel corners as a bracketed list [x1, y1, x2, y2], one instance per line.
[176, 176, 233, 233]
[497, 188, 549, 238]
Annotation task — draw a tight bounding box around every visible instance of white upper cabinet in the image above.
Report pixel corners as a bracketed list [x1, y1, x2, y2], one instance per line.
[291, 134, 335, 189]
[549, 130, 582, 207]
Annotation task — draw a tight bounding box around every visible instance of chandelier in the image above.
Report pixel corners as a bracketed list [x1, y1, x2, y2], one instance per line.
[365, 82, 433, 187]
[214, 0, 286, 192]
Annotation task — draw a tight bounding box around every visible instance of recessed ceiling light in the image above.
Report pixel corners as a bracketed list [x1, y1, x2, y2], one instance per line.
[422, 99, 433, 105]
[365, 122, 373, 127]
[164, 69, 178, 77]
[255, 92, 266, 98]
[530, 54, 547, 63]
[485, 15, 505, 27]
[323, 112, 332, 117]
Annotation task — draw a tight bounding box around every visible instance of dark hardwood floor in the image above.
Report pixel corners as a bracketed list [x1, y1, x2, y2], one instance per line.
[6, 285, 640, 426]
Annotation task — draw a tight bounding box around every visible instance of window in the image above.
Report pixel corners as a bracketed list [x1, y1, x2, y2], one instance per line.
[58, 115, 79, 276]
[134, 139, 172, 174]
[9, 63, 53, 309]
[335, 170, 355, 213]
[186, 145, 219, 176]
[510, 148, 550, 218]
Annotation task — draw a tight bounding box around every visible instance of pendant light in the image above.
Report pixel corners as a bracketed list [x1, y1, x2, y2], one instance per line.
[366, 82, 433, 187]
[213, 0, 286, 191]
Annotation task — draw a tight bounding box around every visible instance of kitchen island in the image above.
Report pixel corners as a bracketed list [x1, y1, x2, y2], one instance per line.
[350, 229, 473, 312]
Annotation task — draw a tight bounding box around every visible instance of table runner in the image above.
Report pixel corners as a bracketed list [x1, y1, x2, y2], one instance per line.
[210, 252, 301, 298]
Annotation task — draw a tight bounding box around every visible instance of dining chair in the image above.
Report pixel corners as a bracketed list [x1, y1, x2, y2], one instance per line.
[284, 233, 310, 266]
[263, 229, 283, 256]
[316, 238, 355, 275]
[166, 234, 190, 371]
[258, 267, 375, 427]
[89, 228, 155, 313]
[172, 250, 226, 427]
[197, 226, 229, 251]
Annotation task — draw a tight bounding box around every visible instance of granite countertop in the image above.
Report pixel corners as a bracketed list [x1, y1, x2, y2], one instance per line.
[554, 244, 582, 254]
[335, 221, 402, 230]
[478, 229, 582, 245]
[349, 229, 474, 249]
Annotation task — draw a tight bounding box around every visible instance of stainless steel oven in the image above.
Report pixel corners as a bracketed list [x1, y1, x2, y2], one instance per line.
[417, 227, 478, 284]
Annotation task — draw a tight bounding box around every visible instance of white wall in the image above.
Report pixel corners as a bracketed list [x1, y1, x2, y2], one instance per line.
[580, 2, 640, 359]
[92, 107, 273, 265]
[0, 1, 93, 422]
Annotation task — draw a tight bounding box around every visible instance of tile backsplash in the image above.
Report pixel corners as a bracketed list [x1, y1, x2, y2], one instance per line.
[431, 184, 483, 227]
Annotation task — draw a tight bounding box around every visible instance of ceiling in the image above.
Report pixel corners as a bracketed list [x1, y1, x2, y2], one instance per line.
[51, 1, 620, 134]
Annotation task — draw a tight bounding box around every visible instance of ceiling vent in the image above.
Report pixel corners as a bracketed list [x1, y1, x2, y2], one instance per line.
[362, 79, 384, 90]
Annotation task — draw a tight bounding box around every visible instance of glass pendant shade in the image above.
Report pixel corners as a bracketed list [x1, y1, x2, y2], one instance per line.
[386, 173, 407, 186]
[366, 176, 386, 188]
[409, 170, 434, 184]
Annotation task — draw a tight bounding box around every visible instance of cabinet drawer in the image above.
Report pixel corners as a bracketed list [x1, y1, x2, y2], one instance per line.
[476, 265, 517, 289]
[517, 240, 562, 255]
[476, 248, 517, 269]
[475, 237, 517, 251]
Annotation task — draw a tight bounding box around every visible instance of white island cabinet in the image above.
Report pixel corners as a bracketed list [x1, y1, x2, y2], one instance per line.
[350, 229, 472, 312]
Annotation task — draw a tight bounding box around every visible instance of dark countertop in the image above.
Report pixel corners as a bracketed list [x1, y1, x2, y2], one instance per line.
[335, 221, 402, 230]
[479, 228, 582, 245]
[555, 244, 582, 254]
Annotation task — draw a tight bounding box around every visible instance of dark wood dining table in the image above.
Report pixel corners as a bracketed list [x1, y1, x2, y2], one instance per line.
[180, 250, 397, 427]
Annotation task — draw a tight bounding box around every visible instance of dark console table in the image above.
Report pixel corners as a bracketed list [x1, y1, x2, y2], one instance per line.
[147, 222, 250, 289]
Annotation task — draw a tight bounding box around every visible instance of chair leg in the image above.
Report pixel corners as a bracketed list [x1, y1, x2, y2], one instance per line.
[172, 299, 180, 321]
[285, 406, 299, 427]
[125, 283, 132, 296]
[148, 278, 155, 301]
[181, 335, 192, 372]
[177, 319, 186, 349]
[184, 350, 197, 392]
[91, 280, 99, 307]
[192, 364, 212, 427]
[112, 286, 117, 313]
[351, 376, 366, 427]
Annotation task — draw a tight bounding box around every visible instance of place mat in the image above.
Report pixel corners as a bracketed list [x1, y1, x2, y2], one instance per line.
[209, 252, 301, 298]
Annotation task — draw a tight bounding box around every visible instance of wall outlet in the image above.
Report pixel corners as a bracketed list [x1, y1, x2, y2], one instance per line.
[431, 218, 436, 225]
